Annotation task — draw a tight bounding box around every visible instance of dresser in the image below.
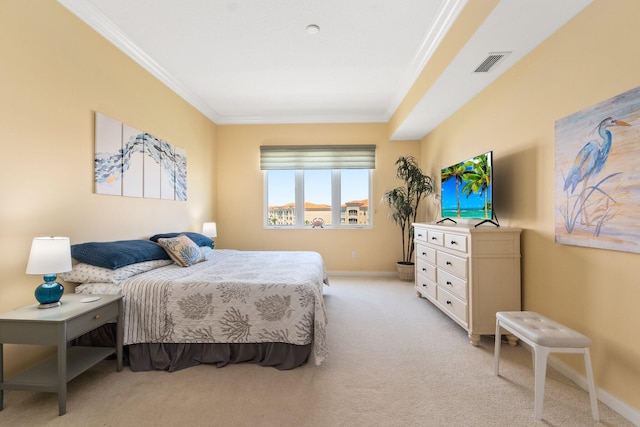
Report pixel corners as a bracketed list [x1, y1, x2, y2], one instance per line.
[413, 222, 521, 345]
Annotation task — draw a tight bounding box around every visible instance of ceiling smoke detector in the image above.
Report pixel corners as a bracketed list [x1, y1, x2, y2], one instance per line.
[473, 52, 511, 73]
[306, 24, 320, 35]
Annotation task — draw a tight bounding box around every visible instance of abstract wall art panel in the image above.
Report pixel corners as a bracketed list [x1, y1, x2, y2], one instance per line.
[94, 112, 187, 201]
[161, 140, 175, 200]
[174, 146, 187, 201]
[143, 133, 162, 199]
[122, 124, 144, 198]
[94, 113, 123, 196]
[555, 86, 640, 253]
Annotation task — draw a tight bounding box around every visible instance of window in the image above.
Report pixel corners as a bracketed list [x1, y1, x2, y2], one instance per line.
[261, 145, 375, 228]
[266, 170, 295, 226]
[265, 169, 371, 227]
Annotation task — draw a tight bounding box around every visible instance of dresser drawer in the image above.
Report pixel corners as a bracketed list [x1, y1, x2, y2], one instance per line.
[416, 244, 436, 264]
[437, 251, 467, 279]
[444, 233, 467, 253]
[414, 227, 427, 243]
[437, 269, 467, 301]
[67, 302, 119, 340]
[437, 288, 467, 325]
[416, 274, 437, 300]
[416, 258, 436, 282]
[427, 230, 444, 246]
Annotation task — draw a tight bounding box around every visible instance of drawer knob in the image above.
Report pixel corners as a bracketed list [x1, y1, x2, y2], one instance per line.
[446, 281, 452, 286]
[94, 314, 100, 320]
[422, 283, 427, 287]
[422, 252, 426, 256]
[446, 300, 452, 305]
[422, 268, 427, 272]
[418, 233, 424, 237]
[431, 237, 437, 240]
[446, 261, 452, 266]
[450, 240, 457, 245]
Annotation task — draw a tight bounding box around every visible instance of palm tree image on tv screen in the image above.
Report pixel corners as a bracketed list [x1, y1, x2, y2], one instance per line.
[440, 152, 493, 222]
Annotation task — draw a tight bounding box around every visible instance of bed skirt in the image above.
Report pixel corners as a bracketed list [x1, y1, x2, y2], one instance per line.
[75, 324, 312, 372]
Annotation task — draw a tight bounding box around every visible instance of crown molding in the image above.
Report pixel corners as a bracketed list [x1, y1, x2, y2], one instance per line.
[384, 0, 467, 120]
[58, 0, 223, 123]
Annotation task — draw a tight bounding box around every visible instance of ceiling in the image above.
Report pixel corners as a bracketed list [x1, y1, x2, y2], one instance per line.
[58, 0, 592, 140]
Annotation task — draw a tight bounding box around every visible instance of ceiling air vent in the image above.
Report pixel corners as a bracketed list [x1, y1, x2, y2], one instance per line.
[473, 52, 511, 73]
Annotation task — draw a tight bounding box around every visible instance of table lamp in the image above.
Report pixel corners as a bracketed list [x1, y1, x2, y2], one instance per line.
[202, 222, 217, 238]
[25, 236, 72, 309]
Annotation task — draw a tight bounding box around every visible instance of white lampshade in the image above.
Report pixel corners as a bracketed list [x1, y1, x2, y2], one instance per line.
[26, 237, 72, 275]
[202, 222, 217, 238]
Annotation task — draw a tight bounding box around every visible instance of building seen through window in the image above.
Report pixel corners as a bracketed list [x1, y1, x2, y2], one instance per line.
[267, 199, 369, 226]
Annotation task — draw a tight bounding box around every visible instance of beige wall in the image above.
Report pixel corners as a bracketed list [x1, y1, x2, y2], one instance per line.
[216, 123, 420, 271]
[0, 1, 217, 375]
[421, 0, 640, 411]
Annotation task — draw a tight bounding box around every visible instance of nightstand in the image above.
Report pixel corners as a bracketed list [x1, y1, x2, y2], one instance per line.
[0, 293, 123, 415]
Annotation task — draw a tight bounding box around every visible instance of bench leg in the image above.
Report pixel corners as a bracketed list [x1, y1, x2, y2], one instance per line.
[533, 345, 549, 420]
[494, 319, 502, 376]
[584, 349, 600, 421]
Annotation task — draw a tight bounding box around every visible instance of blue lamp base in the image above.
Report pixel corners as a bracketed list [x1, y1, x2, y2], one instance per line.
[35, 274, 64, 309]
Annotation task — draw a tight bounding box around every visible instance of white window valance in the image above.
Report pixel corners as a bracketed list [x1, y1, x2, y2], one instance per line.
[260, 145, 376, 170]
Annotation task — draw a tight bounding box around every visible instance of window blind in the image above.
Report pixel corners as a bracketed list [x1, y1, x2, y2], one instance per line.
[260, 145, 376, 170]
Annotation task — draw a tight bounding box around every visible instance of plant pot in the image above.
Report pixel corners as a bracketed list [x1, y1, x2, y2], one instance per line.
[396, 262, 415, 281]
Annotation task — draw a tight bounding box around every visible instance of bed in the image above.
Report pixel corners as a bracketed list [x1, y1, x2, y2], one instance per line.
[63, 233, 328, 371]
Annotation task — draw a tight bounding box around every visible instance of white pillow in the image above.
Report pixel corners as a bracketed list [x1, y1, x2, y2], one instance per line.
[75, 282, 122, 295]
[60, 259, 173, 284]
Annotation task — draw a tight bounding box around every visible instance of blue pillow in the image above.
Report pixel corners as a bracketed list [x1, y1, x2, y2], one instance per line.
[149, 232, 214, 248]
[71, 240, 171, 270]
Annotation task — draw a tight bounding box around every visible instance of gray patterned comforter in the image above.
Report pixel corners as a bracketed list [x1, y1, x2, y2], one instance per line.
[119, 250, 328, 365]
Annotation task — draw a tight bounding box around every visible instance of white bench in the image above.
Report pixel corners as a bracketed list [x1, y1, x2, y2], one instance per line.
[494, 311, 599, 421]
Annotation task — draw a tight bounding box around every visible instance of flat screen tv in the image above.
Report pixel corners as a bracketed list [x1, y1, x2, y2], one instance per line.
[439, 151, 498, 227]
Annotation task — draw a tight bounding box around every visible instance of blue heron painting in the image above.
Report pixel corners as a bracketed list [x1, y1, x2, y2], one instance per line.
[563, 117, 630, 195]
[555, 86, 640, 253]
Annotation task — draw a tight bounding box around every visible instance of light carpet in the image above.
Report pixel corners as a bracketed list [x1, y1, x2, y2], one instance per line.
[0, 276, 632, 426]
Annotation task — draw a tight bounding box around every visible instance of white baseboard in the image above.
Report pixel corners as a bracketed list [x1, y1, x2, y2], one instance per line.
[512, 341, 640, 426]
[327, 271, 397, 277]
[546, 355, 640, 426]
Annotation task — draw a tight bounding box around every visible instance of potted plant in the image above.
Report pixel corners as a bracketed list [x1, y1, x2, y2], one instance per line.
[382, 156, 434, 281]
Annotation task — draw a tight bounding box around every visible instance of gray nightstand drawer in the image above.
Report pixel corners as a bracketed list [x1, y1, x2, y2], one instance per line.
[67, 302, 119, 340]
